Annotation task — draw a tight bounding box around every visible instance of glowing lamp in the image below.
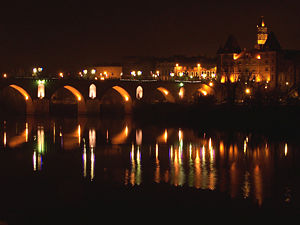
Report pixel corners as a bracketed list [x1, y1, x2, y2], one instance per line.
[245, 88, 251, 94]
[201, 90, 207, 96]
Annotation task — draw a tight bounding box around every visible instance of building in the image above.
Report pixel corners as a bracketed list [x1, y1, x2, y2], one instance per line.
[217, 16, 300, 92]
[122, 55, 217, 81]
[80, 65, 123, 80]
[156, 56, 217, 81]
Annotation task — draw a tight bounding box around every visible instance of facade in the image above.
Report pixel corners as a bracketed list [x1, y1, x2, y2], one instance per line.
[81, 66, 123, 80]
[156, 56, 216, 81]
[217, 17, 300, 91]
[122, 56, 217, 81]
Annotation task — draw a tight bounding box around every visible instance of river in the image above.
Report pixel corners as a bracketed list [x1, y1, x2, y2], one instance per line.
[0, 116, 299, 223]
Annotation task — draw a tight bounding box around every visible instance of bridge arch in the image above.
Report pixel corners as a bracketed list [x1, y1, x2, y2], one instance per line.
[157, 87, 175, 103]
[100, 85, 133, 114]
[4, 84, 35, 114]
[50, 85, 86, 114]
[196, 84, 215, 96]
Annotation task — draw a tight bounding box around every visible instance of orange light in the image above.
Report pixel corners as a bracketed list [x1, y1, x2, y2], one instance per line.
[256, 55, 261, 60]
[233, 53, 239, 60]
[112, 86, 131, 102]
[201, 90, 207, 96]
[209, 82, 213, 87]
[221, 76, 226, 83]
[64, 86, 83, 102]
[59, 72, 63, 78]
[3, 73, 7, 78]
[245, 88, 251, 94]
[9, 85, 30, 101]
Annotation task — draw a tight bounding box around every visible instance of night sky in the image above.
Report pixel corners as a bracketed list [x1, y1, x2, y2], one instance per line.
[1, 0, 299, 72]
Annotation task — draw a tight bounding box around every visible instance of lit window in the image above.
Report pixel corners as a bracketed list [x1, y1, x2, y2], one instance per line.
[136, 86, 143, 100]
[89, 84, 96, 99]
[37, 83, 45, 99]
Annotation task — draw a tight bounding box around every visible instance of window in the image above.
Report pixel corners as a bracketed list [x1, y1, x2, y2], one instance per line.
[89, 84, 96, 99]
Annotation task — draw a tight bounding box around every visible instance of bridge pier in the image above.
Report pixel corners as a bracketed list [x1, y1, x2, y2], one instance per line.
[86, 99, 100, 115]
[33, 99, 49, 115]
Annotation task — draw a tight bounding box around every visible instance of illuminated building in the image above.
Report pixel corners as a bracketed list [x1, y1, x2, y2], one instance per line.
[82, 65, 122, 80]
[122, 55, 217, 80]
[217, 17, 300, 91]
[156, 56, 217, 81]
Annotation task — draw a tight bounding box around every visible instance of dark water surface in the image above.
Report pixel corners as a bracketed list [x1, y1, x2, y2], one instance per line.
[0, 116, 300, 224]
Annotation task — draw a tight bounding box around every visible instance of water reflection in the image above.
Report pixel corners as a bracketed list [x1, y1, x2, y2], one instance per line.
[0, 117, 298, 206]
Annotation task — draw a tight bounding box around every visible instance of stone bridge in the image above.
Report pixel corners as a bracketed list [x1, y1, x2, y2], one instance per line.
[0, 78, 224, 114]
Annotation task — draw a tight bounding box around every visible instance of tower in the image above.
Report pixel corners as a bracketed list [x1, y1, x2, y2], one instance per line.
[256, 16, 268, 48]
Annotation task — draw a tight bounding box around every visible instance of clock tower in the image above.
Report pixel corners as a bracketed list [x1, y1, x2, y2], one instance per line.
[256, 16, 268, 49]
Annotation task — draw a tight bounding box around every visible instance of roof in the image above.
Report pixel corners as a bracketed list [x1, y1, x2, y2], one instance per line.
[217, 35, 241, 54]
[262, 31, 282, 51]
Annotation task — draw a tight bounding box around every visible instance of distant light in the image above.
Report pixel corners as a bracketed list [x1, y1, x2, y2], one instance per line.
[284, 143, 288, 156]
[245, 88, 251, 94]
[83, 70, 88, 75]
[59, 72, 64, 78]
[233, 53, 239, 60]
[179, 82, 184, 87]
[163, 90, 169, 95]
[200, 90, 207, 96]
[3, 73, 7, 78]
[38, 67, 43, 72]
[179, 87, 184, 99]
[176, 63, 179, 67]
[131, 71, 136, 76]
[33, 68, 38, 74]
[286, 82, 289, 86]
[209, 81, 213, 87]
[170, 73, 174, 77]
[197, 63, 201, 67]
[91, 69, 96, 74]
[137, 71, 142, 76]
[256, 54, 261, 60]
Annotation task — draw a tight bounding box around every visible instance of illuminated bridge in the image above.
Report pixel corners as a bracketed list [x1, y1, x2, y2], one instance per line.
[0, 78, 222, 114]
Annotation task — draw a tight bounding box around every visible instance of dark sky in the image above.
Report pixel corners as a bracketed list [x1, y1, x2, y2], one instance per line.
[1, 0, 300, 72]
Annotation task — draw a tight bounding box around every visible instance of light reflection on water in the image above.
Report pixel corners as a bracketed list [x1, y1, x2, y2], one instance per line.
[0, 116, 298, 206]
